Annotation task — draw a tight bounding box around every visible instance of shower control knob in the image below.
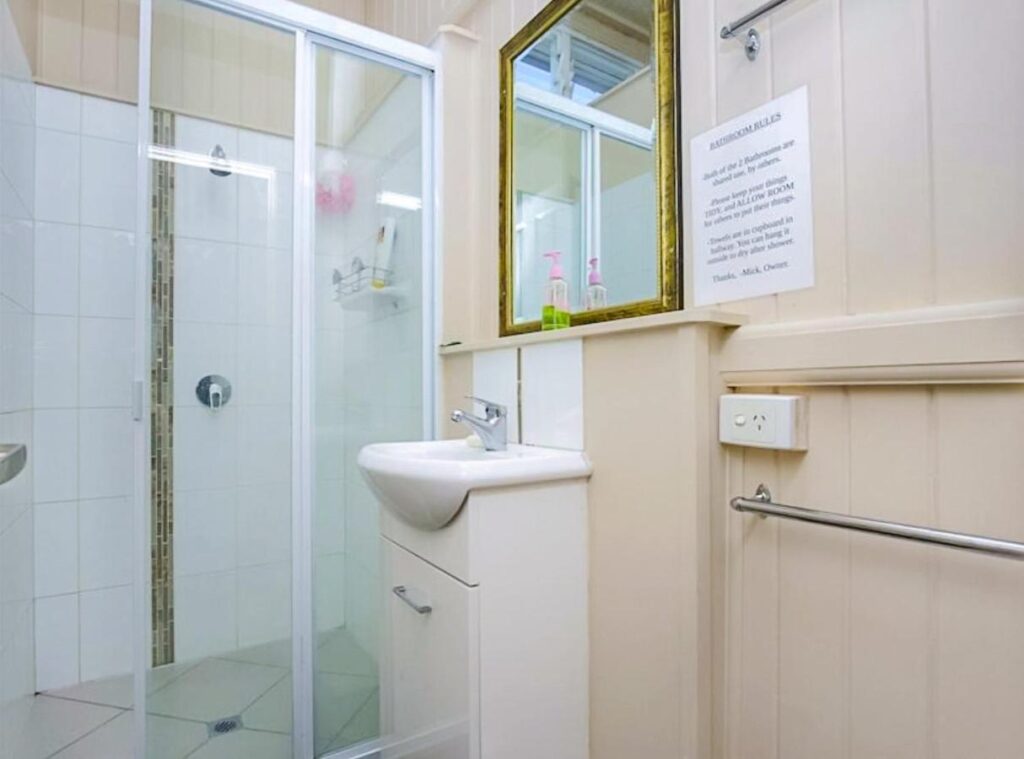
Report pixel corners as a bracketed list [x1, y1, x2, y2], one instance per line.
[196, 375, 232, 411]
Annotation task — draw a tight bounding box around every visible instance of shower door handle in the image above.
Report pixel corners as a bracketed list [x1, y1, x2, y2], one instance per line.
[0, 444, 27, 485]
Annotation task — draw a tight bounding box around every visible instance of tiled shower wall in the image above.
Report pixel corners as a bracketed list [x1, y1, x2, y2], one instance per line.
[29, 87, 350, 689]
[167, 113, 306, 663]
[31, 84, 137, 691]
[0, 1, 35, 754]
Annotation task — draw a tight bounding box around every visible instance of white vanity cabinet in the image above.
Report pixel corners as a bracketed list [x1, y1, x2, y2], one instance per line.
[379, 478, 590, 759]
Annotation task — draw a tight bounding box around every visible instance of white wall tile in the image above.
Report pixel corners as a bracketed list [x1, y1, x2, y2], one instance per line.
[237, 326, 290, 405]
[35, 128, 80, 224]
[1, 505, 34, 601]
[33, 500, 78, 597]
[314, 478, 345, 556]
[520, 339, 584, 450]
[78, 409, 132, 499]
[33, 409, 78, 502]
[174, 117, 240, 243]
[237, 130, 292, 174]
[472, 348, 520, 444]
[175, 570, 237, 661]
[174, 488, 237, 577]
[174, 238, 238, 323]
[315, 553, 346, 633]
[80, 137, 136, 230]
[237, 563, 291, 648]
[35, 86, 80, 133]
[237, 482, 291, 568]
[80, 585, 132, 681]
[79, 318, 132, 408]
[1, 217, 34, 309]
[34, 315, 78, 408]
[35, 594, 80, 691]
[3, 122, 36, 218]
[238, 246, 291, 326]
[81, 96, 135, 143]
[79, 497, 132, 591]
[172, 321, 237, 408]
[238, 173, 293, 250]
[1, 309, 34, 413]
[173, 406, 238, 491]
[79, 227, 134, 318]
[237, 405, 291, 485]
[34, 222, 79, 316]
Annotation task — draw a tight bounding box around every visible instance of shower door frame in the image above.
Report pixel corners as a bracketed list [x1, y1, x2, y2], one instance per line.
[132, 3, 440, 758]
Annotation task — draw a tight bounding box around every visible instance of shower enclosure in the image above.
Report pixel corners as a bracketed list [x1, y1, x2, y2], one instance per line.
[1, 0, 434, 757]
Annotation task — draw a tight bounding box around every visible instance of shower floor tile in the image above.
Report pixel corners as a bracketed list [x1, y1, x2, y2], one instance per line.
[50, 712, 207, 759]
[46, 659, 201, 710]
[241, 672, 377, 750]
[32, 627, 378, 757]
[188, 728, 292, 759]
[144, 657, 288, 723]
[6, 696, 122, 759]
[317, 628, 376, 677]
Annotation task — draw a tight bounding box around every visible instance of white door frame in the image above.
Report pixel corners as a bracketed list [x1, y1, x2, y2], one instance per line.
[133, 2, 439, 757]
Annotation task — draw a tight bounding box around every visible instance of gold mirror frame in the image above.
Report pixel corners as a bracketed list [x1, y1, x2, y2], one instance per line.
[499, 0, 680, 336]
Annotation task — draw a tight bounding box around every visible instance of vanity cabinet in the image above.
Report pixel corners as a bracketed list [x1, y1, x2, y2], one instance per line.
[380, 478, 590, 759]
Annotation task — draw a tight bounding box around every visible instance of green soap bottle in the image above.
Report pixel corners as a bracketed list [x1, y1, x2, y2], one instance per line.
[541, 250, 570, 330]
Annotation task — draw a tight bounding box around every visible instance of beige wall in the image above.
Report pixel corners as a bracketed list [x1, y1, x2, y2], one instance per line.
[436, 0, 1024, 757]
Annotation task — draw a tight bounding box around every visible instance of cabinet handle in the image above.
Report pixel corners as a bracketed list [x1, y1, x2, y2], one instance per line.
[392, 585, 432, 614]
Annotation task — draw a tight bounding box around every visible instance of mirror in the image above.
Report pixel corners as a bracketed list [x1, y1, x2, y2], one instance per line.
[500, 0, 678, 335]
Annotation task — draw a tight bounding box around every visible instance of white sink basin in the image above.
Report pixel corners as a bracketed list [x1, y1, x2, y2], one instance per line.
[357, 439, 592, 531]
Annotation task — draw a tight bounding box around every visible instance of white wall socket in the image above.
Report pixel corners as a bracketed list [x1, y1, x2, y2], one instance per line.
[718, 394, 808, 451]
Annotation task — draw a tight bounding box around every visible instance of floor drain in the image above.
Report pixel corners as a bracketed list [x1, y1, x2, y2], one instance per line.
[208, 715, 242, 737]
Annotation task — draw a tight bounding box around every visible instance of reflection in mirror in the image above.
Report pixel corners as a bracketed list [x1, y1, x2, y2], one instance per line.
[507, 0, 663, 328]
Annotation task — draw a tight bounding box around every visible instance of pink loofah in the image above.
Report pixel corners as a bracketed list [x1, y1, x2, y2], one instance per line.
[315, 172, 356, 214]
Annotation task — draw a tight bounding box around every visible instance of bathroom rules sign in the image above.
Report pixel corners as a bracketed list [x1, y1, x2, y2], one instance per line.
[689, 86, 814, 306]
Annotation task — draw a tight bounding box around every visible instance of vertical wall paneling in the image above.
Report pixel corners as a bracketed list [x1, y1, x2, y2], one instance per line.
[775, 388, 849, 759]
[80, 0, 118, 94]
[840, 0, 933, 313]
[929, 1, 1024, 304]
[770, 0, 845, 320]
[848, 389, 931, 759]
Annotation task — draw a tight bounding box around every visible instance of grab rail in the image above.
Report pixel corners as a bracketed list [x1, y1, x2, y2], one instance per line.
[731, 485, 1024, 561]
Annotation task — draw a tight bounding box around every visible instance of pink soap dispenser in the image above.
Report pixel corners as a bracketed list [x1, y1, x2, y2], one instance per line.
[585, 257, 607, 310]
[541, 251, 571, 330]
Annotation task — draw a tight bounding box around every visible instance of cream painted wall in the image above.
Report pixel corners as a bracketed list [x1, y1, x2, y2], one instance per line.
[435, 1, 1024, 758]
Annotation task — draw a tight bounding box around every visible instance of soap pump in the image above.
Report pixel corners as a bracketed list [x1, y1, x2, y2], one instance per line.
[585, 257, 607, 310]
[541, 251, 570, 330]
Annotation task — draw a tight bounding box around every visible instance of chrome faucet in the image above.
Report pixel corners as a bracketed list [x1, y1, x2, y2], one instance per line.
[451, 396, 508, 451]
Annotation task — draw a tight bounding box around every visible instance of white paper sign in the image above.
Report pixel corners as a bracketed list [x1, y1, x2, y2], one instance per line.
[690, 87, 814, 306]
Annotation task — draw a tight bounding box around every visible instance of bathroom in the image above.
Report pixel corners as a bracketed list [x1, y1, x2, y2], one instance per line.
[0, 0, 1019, 757]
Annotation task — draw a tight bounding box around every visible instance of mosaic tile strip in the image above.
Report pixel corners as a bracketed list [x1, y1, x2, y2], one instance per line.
[151, 108, 176, 667]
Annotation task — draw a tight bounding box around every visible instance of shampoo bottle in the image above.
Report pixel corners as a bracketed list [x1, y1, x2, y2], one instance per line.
[541, 251, 570, 330]
[585, 257, 607, 310]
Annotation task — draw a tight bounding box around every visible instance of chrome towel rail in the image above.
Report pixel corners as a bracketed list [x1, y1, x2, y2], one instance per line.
[731, 485, 1024, 561]
[720, 0, 795, 61]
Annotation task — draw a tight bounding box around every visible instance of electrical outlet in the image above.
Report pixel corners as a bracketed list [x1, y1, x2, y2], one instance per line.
[719, 394, 808, 450]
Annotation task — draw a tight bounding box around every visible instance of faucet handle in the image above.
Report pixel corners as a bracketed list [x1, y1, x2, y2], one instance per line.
[464, 395, 507, 419]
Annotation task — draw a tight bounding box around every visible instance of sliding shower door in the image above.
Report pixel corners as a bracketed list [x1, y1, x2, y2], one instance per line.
[308, 40, 433, 758]
[142, 1, 299, 756]
[137, 2, 435, 758]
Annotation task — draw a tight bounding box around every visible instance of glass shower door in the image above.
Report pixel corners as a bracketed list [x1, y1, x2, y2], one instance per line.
[309, 41, 432, 758]
[143, 2, 297, 756]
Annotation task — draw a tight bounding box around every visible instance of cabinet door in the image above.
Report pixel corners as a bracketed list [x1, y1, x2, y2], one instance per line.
[380, 537, 479, 759]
